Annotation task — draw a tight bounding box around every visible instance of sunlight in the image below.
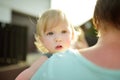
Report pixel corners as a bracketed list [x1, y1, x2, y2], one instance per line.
[51, 0, 96, 26]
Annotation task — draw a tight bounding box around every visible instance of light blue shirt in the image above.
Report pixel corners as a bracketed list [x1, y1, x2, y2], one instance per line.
[31, 49, 120, 80]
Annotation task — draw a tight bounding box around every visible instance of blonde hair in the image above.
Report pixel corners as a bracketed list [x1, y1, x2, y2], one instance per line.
[71, 26, 88, 49]
[34, 9, 75, 53]
[73, 27, 85, 42]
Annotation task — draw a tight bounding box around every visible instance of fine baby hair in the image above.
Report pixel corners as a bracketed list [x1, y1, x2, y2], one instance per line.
[71, 26, 88, 49]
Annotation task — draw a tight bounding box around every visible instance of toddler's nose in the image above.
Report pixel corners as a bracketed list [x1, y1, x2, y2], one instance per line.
[55, 38, 62, 42]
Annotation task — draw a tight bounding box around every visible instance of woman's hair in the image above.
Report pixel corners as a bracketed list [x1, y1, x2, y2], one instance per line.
[34, 9, 75, 53]
[93, 0, 120, 30]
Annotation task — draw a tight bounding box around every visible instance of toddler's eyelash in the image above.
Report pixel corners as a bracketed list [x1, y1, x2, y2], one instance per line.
[47, 32, 54, 35]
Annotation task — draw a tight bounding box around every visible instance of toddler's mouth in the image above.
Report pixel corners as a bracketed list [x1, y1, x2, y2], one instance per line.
[55, 45, 63, 49]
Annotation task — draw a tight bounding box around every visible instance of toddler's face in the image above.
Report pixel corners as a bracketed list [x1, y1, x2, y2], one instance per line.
[40, 22, 73, 53]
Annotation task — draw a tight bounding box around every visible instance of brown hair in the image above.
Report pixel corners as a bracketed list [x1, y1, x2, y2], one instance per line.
[93, 0, 120, 30]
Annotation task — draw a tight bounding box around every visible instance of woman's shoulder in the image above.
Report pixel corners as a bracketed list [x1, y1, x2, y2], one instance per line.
[78, 46, 99, 56]
[78, 47, 101, 63]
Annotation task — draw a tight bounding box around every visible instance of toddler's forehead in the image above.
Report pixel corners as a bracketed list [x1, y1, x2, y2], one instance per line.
[46, 20, 69, 30]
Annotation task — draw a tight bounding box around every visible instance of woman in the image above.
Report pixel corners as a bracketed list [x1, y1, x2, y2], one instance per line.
[31, 0, 120, 80]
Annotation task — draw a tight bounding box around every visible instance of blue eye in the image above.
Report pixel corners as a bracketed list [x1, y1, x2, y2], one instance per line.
[62, 30, 67, 34]
[47, 32, 54, 35]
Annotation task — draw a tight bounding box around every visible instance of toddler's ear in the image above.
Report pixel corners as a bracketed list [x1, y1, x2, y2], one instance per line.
[34, 34, 49, 53]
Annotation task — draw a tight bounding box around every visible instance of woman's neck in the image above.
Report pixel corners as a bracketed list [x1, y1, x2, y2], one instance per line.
[97, 30, 120, 47]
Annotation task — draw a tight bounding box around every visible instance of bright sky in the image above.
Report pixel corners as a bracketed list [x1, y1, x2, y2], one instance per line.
[51, 0, 96, 26]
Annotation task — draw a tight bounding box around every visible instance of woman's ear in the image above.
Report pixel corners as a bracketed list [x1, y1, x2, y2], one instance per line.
[92, 18, 101, 37]
[92, 18, 99, 30]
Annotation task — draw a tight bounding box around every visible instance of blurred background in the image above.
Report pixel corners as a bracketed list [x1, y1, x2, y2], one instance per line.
[0, 0, 97, 80]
